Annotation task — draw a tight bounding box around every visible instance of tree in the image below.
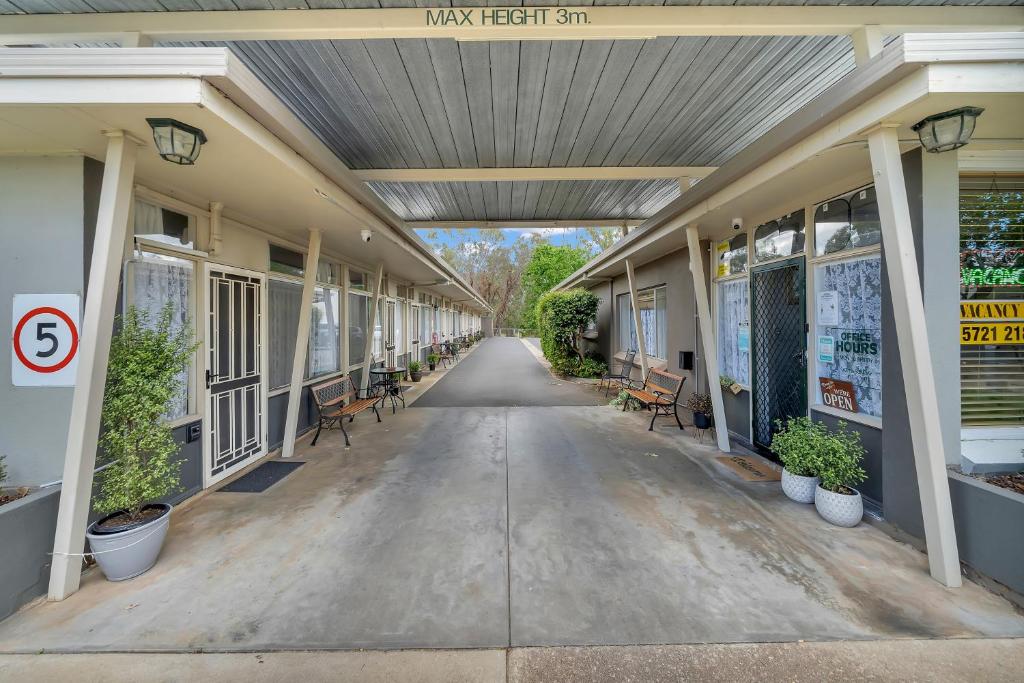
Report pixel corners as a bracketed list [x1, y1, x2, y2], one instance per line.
[577, 226, 623, 256]
[520, 244, 589, 330]
[93, 304, 195, 522]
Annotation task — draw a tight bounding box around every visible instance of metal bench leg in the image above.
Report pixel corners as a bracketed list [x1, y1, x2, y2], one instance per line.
[311, 418, 324, 446]
[673, 403, 684, 430]
[648, 407, 658, 431]
[340, 420, 350, 447]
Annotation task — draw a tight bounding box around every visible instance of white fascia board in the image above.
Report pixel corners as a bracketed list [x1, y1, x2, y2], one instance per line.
[0, 77, 203, 105]
[0, 47, 231, 76]
[554, 33, 1024, 290]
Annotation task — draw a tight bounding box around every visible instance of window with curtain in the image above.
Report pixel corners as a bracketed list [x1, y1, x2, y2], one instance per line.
[348, 293, 369, 366]
[127, 252, 194, 419]
[309, 286, 340, 379]
[133, 199, 193, 249]
[419, 306, 432, 345]
[616, 286, 667, 359]
[268, 279, 303, 390]
[372, 299, 384, 359]
[813, 255, 883, 418]
[717, 279, 750, 386]
[395, 302, 404, 354]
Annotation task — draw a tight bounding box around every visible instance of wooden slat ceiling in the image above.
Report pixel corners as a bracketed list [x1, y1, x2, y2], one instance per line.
[5, 0, 1019, 222]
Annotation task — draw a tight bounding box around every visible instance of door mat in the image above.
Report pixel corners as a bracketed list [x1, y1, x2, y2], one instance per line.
[715, 455, 781, 482]
[219, 461, 304, 493]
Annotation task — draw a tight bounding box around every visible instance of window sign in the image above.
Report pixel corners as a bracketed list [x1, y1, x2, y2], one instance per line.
[814, 256, 882, 416]
[716, 234, 748, 277]
[754, 211, 805, 263]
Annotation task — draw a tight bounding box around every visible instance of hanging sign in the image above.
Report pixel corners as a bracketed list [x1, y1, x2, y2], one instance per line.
[818, 377, 858, 413]
[11, 294, 80, 387]
[817, 290, 840, 327]
[817, 335, 835, 364]
[737, 323, 750, 353]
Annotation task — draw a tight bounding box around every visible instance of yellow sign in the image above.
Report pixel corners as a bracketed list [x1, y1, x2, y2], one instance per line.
[960, 301, 1023, 320]
[960, 322, 1024, 345]
[716, 240, 730, 278]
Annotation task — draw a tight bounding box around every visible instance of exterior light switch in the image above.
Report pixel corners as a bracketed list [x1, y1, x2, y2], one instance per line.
[187, 421, 202, 443]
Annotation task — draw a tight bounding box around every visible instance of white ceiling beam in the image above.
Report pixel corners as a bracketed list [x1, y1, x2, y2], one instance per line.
[0, 7, 1020, 44]
[357, 167, 716, 183]
[407, 220, 644, 229]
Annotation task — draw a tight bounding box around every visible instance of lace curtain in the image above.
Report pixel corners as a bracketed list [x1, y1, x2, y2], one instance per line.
[717, 279, 750, 386]
[130, 254, 193, 420]
[309, 287, 340, 379]
[269, 280, 302, 389]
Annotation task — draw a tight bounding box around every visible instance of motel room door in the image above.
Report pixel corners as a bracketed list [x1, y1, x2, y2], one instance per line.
[204, 264, 267, 486]
[750, 256, 807, 452]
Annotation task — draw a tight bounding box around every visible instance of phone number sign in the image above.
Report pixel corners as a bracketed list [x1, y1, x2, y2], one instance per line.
[11, 294, 80, 386]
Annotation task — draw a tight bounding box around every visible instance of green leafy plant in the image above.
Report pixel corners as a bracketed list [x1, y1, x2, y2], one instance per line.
[770, 416, 821, 477]
[815, 420, 867, 494]
[610, 390, 641, 411]
[719, 375, 735, 390]
[427, 353, 440, 364]
[685, 392, 713, 416]
[0, 454, 7, 487]
[536, 288, 601, 377]
[93, 304, 196, 523]
[408, 360, 421, 373]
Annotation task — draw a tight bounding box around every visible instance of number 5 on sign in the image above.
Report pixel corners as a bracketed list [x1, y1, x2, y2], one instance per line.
[11, 294, 80, 387]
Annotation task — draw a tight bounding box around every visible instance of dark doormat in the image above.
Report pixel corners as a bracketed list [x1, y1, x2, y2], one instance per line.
[218, 460, 305, 493]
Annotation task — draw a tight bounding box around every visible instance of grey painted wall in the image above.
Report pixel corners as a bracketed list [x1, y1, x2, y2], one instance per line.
[0, 156, 86, 486]
[948, 473, 1024, 598]
[723, 389, 751, 443]
[0, 486, 60, 622]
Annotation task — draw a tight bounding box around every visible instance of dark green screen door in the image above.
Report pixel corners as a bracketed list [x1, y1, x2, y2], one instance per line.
[751, 257, 807, 451]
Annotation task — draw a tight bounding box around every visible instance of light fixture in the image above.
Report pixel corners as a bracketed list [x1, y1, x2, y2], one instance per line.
[146, 118, 207, 165]
[911, 107, 983, 154]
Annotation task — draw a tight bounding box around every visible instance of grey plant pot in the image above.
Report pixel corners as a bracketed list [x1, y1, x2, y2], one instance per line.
[86, 504, 172, 582]
[781, 469, 819, 504]
[814, 485, 863, 527]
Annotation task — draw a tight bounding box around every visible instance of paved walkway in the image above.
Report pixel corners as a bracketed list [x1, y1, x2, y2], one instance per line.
[0, 338, 1021, 660]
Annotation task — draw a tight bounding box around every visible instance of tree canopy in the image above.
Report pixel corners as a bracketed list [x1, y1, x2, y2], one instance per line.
[520, 244, 589, 330]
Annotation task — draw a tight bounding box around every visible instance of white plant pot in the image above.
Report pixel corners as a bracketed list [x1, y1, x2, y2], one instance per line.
[86, 504, 171, 581]
[814, 485, 863, 527]
[781, 469, 819, 504]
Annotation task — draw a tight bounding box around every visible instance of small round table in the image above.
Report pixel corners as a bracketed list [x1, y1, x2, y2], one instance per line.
[369, 366, 406, 414]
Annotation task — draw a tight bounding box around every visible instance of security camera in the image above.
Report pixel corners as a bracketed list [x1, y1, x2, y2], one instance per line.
[360, 228, 372, 243]
[732, 218, 743, 231]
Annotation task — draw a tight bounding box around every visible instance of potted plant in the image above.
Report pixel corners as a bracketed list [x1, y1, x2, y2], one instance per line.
[86, 304, 195, 582]
[427, 353, 439, 371]
[409, 360, 422, 382]
[770, 416, 822, 504]
[814, 420, 867, 527]
[686, 392, 713, 429]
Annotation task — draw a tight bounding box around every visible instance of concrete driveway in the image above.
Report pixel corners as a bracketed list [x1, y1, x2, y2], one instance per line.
[0, 338, 1021, 652]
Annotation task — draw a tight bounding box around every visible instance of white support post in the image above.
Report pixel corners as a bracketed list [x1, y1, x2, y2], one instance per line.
[49, 131, 138, 601]
[624, 259, 649, 379]
[685, 226, 731, 454]
[867, 125, 961, 587]
[851, 25, 883, 65]
[360, 263, 385, 395]
[281, 229, 322, 459]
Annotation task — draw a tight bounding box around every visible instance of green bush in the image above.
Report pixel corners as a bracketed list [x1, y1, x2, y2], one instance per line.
[0, 454, 6, 487]
[93, 304, 195, 522]
[770, 417, 866, 493]
[408, 360, 421, 373]
[685, 393, 713, 416]
[427, 353, 440, 365]
[536, 288, 604, 378]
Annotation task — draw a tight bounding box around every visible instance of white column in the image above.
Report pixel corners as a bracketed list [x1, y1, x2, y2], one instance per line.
[281, 229, 322, 459]
[49, 131, 139, 601]
[625, 259, 649, 378]
[686, 226, 731, 453]
[360, 263, 385, 394]
[851, 25, 883, 66]
[867, 125, 961, 587]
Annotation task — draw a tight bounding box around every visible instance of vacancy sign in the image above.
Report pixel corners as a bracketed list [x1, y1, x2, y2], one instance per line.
[12, 294, 80, 387]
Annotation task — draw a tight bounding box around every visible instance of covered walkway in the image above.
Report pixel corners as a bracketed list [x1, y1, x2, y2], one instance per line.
[0, 338, 1021, 653]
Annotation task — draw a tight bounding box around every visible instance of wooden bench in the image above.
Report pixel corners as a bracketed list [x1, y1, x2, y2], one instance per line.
[623, 368, 686, 432]
[310, 375, 381, 447]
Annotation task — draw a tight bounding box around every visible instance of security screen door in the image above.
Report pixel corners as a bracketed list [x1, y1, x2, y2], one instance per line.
[206, 265, 265, 485]
[750, 257, 807, 451]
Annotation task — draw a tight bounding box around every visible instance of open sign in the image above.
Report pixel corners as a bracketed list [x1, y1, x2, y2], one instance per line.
[818, 377, 858, 414]
[11, 294, 80, 387]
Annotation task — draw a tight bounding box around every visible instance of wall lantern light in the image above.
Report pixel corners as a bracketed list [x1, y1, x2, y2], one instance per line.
[146, 118, 207, 165]
[911, 107, 983, 154]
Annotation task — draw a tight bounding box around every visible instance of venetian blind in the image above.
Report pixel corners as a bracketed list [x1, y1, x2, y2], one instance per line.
[959, 176, 1024, 427]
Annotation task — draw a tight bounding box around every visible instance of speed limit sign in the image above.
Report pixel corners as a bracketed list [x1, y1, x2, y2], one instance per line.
[11, 294, 80, 387]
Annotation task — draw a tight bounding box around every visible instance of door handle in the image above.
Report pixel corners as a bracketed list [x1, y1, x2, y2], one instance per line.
[205, 370, 225, 389]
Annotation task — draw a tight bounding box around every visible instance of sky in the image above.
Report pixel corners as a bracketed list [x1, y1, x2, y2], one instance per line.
[414, 226, 598, 250]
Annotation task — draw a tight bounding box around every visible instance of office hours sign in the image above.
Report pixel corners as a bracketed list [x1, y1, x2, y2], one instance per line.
[11, 294, 80, 386]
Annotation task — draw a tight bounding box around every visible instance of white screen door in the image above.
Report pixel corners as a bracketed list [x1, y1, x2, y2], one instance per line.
[205, 265, 265, 485]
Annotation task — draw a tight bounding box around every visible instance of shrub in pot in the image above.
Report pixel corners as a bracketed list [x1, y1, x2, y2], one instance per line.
[813, 420, 867, 527]
[770, 416, 822, 504]
[87, 304, 195, 582]
[686, 392, 713, 429]
[408, 360, 422, 382]
[427, 353, 439, 371]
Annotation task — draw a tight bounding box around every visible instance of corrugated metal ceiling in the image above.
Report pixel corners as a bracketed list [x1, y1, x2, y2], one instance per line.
[4, 0, 1018, 222]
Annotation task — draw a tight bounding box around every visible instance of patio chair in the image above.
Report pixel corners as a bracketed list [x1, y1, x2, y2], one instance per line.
[431, 342, 453, 368]
[600, 349, 637, 397]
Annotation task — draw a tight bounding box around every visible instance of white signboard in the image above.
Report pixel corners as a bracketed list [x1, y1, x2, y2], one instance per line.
[817, 290, 840, 327]
[11, 294, 80, 387]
